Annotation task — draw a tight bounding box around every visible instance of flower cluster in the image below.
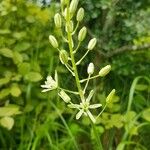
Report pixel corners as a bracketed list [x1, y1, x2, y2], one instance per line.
[41, 0, 115, 123]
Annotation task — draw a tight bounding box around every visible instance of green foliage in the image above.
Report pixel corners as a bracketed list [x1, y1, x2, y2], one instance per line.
[0, 0, 150, 150]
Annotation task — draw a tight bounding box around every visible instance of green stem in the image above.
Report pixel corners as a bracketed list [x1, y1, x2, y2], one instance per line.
[58, 87, 79, 95]
[83, 74, 90, 94]
[66, 5, 85, 102]
[96, 104, 107, 120]
[91, 122, 103, 150]
[76, 50, 90, 65]
[80, 74, 100, 83]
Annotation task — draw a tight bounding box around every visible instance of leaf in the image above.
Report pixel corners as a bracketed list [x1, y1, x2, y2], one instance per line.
[0, 48, 13, 58]
[0, 89, 10, 100]
[0, 105, 21, 117]
[25, 72, 42, 82]
[142, 108, 150, 121]
[135, 84, 148, 91]
[0, 29, 11, 34]
[14, 42, 31, 52]
[18, 62, 31, 75]
[13, 51, 23, 64]
[10, 84, 21, 97]
[0, 117, 14, 130]
[0, 77, 10, 86]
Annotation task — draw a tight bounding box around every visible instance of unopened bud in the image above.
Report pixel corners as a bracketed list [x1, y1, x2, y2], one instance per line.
[88, 38, 97, 50]
[61, 0, 67, 5]
[58, 90, 71, 103]
[65, 21, 74, 33]
[63, 8, 67, 19]
[54, 13, 62, 28]
[49, 35, 58, 48]
[106, 89, 116, 103]
[99, 65, 111, 77]
[76, 8, 84, 22]
[69, 0, 79, 14]
[87, 63, 94, 75]
[78, 26, 87, 42]
[59, 50, 69, 64]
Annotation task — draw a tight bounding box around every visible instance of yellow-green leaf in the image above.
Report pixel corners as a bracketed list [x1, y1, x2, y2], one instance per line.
[0, 117, 14, 130]
[25, 72, 42, 82]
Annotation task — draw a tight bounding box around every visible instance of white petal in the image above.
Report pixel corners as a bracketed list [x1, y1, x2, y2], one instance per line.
[41, 89, 51, 92]
[89, 104, 102, 109]
[76, 110, 84, 120]
[86, 110, 96, 123]
[68, 104, 81, 109]
[46, 76, 53, 81]
[86, 90, 94, 102]
[41, 84, 50, 88]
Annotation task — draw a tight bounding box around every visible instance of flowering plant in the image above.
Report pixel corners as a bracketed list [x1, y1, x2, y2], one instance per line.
[41, 0, 115, 123]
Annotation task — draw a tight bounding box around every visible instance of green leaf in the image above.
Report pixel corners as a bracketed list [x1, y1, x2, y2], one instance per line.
[14, 42, 31, 52]
[0, 29, 11, 34]
[0, 48, 13, 58]
[13, 51, 23, 64]
[135, 84, 148, 91]
[0, 105, 21, 117]
[18, 62, 31, 75]
[10, 84, 21, 97]
[0, 77, 10, 86]
[142, 108, 150, 121]
[25, 72, 42, 82]
[0, 116, 14, 130]
[0, 89, 10, 100]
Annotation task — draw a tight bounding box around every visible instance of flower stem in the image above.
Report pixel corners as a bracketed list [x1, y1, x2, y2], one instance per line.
[91, 122, 103, 150]
[66, 4, 85, 102]
[76, 50, 90, 65]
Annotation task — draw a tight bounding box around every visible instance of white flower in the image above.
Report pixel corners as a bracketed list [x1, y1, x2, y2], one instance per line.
[68, 90, 102, 123]
[41, 71, 58, 92]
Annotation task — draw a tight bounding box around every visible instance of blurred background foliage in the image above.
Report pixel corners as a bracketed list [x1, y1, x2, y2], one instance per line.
[0, 0, 150, 150]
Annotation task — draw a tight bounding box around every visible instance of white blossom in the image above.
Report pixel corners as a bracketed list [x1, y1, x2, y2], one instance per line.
[68, 90, 102, 123]
[41, 71, 58, 92]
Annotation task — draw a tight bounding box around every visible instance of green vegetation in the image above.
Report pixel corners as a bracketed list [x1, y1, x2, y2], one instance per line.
[0, 0, 150, 150]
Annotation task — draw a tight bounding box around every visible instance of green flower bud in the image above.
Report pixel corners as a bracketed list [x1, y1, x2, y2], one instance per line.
[106, 89, 116, 104]
[61, 0, 67, 5]
[59, 50, 69, 64]
[87, 62, 94, 75]
[76, 7, 84, 22]
[99, 65, 111, 77]
[54, 13, 62, 28]
[65, 21, 74, 33]
[78, 26, 87, 42]
[88, 38, 97, 50]
[49, 35, 58, 48]
[58, 90, 71, 103]
[69, 0, 79, 15]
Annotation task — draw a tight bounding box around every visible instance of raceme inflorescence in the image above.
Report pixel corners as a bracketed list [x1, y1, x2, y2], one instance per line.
[41, 0, 115, 123]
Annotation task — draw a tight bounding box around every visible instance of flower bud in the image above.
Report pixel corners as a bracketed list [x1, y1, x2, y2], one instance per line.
[106, 89, 116, 104]
[58, 90, 71, 103]
[65, 21, 74, 33]
[63, 8, 67, 19]
[87, 63, 94, 75]
[61, 0, 67, 5]
[76, 8, 84, 22]
[59, 50, 69, 64]
[78, 26, 87, 42]
[99, 65, 111, 77]
[49, 35, 58, 48]
[69, 0, 79, 14]
[88, 38, 97, 50]
[54, 13, 62, 28]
